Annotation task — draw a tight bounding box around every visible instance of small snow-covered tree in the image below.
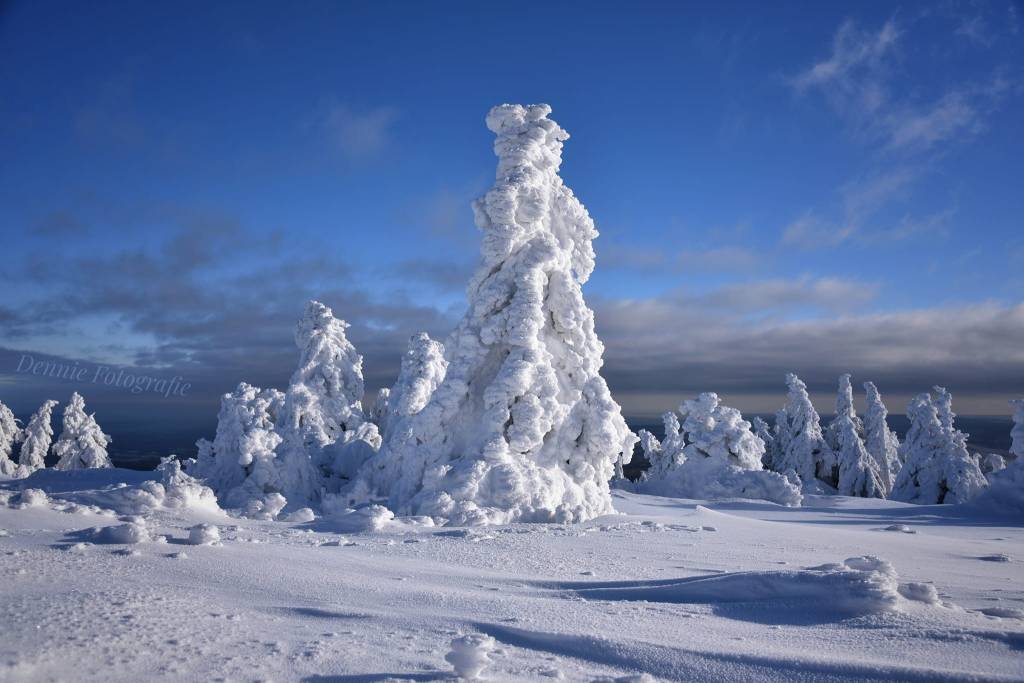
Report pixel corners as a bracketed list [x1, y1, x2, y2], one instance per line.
[825, 376, 882, 498]
[751, 416, 775, 470]
[368, 388, 391, 430]
[381, 333, 447, 441]
[361, 104, 636, 525]
[638, 394, 801, 506]
[53, 392, 113, 470]
[772, 374, 836, 491]
[0, 400, 23, 478]
[18, 400, 58, 473]
[891, 392, 987, 504]
[277, 301, 381, 503]
[638, 412, 684, 481]
[1012, 399, 1024, 459]
[932, 386, 969, 452]
[863, 382, 901, 495]
[191, 382, 285, 509]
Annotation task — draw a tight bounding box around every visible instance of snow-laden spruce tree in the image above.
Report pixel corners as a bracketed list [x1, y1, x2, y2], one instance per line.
[18, 399, 58, 474]
[637, 393, 801, 506]
[360, 104, 636, 525]
[773, 374, 836, 492]
[825, 375, 883, 497]
[379, 333, 447, 442]
[1012, 399, 1024, 459]
[862, 382, 901, 495]
[52, 392, 113, 470]
[751, 416, 775, 470]
[891, 392, 987, 504]
[638, 412, 684, 481]
[277, 301, 381, 502]
[0, 400, 22, 478]
[191, 383, 285, 510]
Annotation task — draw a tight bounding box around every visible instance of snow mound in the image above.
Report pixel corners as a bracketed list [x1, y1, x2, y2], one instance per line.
[445, 634, 496, 680]
[188, 523, 220, 545]
[322, 503, 395, 533]
[284, 507, 315, 523]
[358, 104, 635, 526]
[563, 556, 925, 622]
[14, 488, 49, 508]
[91, 518, 151, 544]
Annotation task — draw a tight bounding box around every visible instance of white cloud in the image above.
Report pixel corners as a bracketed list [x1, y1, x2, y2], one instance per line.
[322, 104, 398, 157]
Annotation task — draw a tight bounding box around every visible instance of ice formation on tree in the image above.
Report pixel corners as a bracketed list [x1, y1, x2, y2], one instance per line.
[17, 400, 58, 474]
[0, 400, 22, 478]
[863, 382, 901, 495]
[638, 393, 801, 506]
[751, 416, 775, 470]
[1012, 399, 1024, 459]
[191, 383, 285, 510]
[277, 301, 381, 501]
[772, 374, 836, 492]
[359, 104, 636, 525]
[826, 376, 883, 498]
[53, 393, 113, 470]
[377, 333, 447, 442]
[891, 391, 987, 504]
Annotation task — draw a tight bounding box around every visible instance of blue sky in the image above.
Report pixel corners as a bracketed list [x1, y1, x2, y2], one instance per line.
[1, 0, 1022, 429]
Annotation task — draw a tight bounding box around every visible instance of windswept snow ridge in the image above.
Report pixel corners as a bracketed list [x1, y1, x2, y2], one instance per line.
[360, 104, 636, 525]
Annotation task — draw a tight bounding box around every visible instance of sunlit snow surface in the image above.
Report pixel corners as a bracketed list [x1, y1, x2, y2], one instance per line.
[1, 469, 1022, 682]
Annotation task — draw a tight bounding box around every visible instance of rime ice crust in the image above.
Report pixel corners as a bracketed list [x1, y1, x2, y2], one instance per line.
[363, 104, 637, 525]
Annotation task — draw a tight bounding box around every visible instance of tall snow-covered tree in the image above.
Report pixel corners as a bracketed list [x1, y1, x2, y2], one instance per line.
[891, 392, 987, 504]
[18, 400, 58, 473]
[53, 392, 113, 470]
[361, 104, 636, 525]
[825, 375, 882, 497]
[1011, 399, 1024, 459]
[277, 301, 381, 503]
[191, 382, 285, 509]
[638, 393, 801, 506]
[751, 416, 775, 470]
[863, 381, 901, 495]
[0, 400, 23, 478]
[772, 374, 836, 491]
[932, 386, 969, 452]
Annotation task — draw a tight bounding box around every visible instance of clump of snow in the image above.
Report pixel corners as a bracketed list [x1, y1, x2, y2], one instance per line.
[285, 507, 315, 523]
[187, 523, 221, 546]
[891, 391, 988, 504]
[17, 400, 58, 475]
[897, 581, 940, 604]
[322, 503, 395, 533]
[53, 392, 112, 470]
[92, 518, 151, 544]
[863, 381, 902, 495]
[15, 488, 49, 508]
[0, 400, 24, 479]
[827, 376, 883, 498]
[638, 394, 801, 506]
[359, 104, 636, 525]
[243, 492, 288, 520]
[445, 633, 496, 680]
[772, 374, 836, 492]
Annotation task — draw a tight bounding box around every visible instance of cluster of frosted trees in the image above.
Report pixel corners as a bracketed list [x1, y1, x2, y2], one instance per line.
[642, 373, 1002, 505]
[190, 105, 636, 525]
[0, 392, 112, 479]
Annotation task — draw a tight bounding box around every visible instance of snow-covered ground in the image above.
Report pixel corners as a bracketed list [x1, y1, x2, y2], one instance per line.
[1, 469, 1022, 682]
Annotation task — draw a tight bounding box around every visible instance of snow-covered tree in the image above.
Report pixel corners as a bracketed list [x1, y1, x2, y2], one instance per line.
[891, 392, 987, 504]
[1012, 399, 1024, 459]
[52, 393, 113, 470]
[18, 399, 58, 473]
[191, 382, 285, 509]
[360, 104, 637, 525]
[379, 333, 447, 442]
[772, 374, 836, 492]
[825, 376, 883, 498]
[277, 301, 381, 503]
[369, 388, 390, 429]
[638, 393, 801, 506]
[862, 382, 901, 495]
[751, 416, 775, 470]
[0, 400, 23, 478]
[970, 399, 1024, 516]
[932, 386, 969, 452]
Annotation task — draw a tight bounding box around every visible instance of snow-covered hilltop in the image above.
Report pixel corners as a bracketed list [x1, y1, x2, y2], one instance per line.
[363, 104, 636, 525]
